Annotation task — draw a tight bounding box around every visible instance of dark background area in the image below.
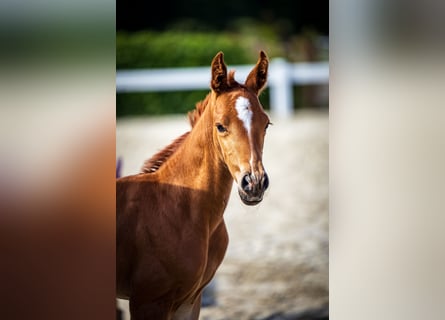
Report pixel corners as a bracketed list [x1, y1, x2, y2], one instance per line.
[117, 0, 328, 36]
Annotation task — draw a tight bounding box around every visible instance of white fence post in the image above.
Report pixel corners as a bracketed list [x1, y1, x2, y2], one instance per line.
[268, 58, 294, 118]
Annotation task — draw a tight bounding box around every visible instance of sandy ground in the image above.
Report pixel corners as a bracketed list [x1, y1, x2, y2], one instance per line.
[116, 109, 329, 319]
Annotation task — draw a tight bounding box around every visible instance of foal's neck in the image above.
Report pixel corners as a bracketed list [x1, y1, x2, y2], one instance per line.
[168, 125, 232, 191]
[157, 108, 233, 230]
[162, 108, 233, 212]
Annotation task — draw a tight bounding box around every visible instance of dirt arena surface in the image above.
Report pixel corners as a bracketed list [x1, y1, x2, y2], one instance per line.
[116, 109, 329, 319]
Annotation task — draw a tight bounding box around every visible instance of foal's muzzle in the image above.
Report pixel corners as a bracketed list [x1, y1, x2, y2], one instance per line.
[238, 172, 269, 206]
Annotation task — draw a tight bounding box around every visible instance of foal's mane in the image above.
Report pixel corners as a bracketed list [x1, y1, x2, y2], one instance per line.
[141, 131, 190, 173]
[141, 71, 239, 173]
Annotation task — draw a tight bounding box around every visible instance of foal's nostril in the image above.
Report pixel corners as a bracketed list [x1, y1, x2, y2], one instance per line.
[241, 174, 250, 191]
[263, 173, 269, 190]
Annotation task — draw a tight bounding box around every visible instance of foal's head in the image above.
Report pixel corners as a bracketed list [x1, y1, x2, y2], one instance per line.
[207, 51, 271, 205]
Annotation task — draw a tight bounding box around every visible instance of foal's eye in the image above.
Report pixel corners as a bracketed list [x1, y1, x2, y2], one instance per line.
[216, 124, 227, 133]
[265, 122, 272, 131]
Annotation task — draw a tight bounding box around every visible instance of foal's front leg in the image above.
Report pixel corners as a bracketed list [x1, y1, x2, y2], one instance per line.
[129, 295, 172, 320]
[172, 294, 202, 320]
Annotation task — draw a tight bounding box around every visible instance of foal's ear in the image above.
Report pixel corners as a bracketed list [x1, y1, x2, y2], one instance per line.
[210, 51, 228, 93]
[245, 50, 269, 95]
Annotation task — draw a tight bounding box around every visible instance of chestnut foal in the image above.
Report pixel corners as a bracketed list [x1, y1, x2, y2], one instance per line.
[117, 51, 271, 319]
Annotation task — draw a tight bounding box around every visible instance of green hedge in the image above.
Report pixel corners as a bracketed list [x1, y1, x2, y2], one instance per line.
[117, 31, 256, 69]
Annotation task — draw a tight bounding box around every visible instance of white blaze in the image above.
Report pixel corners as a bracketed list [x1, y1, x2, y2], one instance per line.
[235, 96, 255, 172]
[235, 96, 252, 134]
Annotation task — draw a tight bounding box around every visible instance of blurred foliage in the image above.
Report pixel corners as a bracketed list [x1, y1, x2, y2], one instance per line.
[116, 21, 327, 117]
[117, 32, 250, 68]
[116, 21, 286, 69]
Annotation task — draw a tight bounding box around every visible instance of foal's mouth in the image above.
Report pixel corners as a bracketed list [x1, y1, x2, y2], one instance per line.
[236, 172, 269, 206]
[238, 189, 263, 206]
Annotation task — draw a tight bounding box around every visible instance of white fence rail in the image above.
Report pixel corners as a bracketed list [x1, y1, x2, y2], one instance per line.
[116, 59, 329, 117]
